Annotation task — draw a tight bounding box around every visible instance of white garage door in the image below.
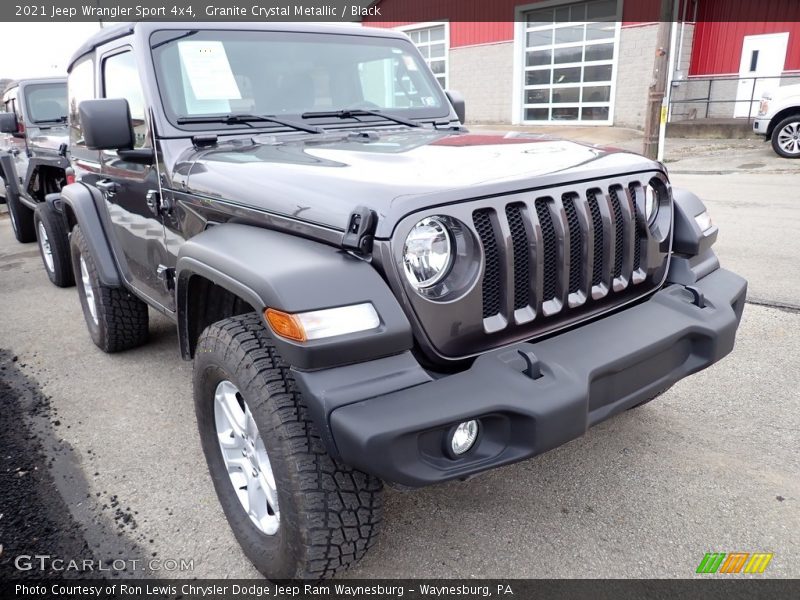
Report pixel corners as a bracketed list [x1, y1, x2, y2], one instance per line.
[520, 0, 619, 124]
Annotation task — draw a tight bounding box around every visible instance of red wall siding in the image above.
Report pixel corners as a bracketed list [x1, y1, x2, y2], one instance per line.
[364, 0, 662, 47]
[690, 21, 800, 75]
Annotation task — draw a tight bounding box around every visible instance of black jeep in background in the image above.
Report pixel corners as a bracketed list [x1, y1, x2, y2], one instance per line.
[1, 77, 74, 286]
[55, 22, 745, 579]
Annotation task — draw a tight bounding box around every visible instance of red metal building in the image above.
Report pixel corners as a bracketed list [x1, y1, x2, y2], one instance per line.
[364, 0, 800, 126]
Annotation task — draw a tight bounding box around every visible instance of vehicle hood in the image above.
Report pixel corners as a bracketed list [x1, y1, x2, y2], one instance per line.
[769, 83, 800, 101]
[26, 126, 69, 154]
[176, 129, 661, 236]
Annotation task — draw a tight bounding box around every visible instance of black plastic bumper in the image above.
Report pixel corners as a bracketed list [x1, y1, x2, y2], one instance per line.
[310, 268, 746, 488]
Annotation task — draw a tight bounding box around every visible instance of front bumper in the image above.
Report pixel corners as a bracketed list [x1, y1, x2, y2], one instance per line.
[297, 268, 746, 488]
[753, 117, 770, 135]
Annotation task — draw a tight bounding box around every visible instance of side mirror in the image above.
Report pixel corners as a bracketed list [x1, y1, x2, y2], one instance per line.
[0, 112, 17, 134]
[445, 90, 466, 124]
[79, 98, 134, 151]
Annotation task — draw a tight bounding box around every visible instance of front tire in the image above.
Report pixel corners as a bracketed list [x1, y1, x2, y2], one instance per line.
[194, 313, 383, 580]
[69, 225, 149, 352]
[6, 191, 36, 243]
[34, 203, 75, 287]
[771, 115, 800, 158]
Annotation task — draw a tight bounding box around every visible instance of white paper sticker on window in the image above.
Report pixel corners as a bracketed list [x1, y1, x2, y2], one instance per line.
[178, 41, 242, 101]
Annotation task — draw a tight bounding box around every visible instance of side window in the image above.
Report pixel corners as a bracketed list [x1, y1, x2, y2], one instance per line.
[68, 57, 95, 151]
[103, 51, 147, 149]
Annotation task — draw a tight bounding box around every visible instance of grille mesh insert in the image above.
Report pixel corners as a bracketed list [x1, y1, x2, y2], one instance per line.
[473, 209, 501, 318]
[609, 187, 625, 278]
[563, 195, 583, 294]
[506, 204, 531, 310]
[535, 199, 557, 302]
[587, 190, 604, 286]
[630, 183, 643, 272]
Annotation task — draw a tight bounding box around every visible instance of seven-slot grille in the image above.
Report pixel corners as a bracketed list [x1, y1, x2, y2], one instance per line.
[473, 183, 649, 329]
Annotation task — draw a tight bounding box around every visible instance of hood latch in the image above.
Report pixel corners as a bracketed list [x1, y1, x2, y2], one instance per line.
[342, 205, 378, 255]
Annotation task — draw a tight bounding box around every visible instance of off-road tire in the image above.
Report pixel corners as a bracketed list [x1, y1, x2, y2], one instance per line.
[6, 190, 36, 243]
[34, 203, 75, 287]
[771, 115, 800, 159]
[69, 225, 149, 352]
[194, 313, 383, 580]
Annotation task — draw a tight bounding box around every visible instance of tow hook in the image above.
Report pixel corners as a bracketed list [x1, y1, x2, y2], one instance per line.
[683, 285, 706, 308]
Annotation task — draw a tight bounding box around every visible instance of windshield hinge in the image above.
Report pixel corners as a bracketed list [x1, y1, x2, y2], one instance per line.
[342, 206, 378, 255]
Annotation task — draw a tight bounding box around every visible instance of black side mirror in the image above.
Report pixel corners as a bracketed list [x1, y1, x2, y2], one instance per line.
[0, 112, 17, 134]
[79, 98, 134, 151]
[445, 90, 466, 124]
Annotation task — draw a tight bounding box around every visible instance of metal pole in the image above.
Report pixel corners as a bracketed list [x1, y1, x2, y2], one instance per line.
[658, 0, 680, 162]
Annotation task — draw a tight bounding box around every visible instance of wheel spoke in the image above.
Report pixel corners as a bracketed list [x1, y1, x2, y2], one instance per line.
[213, 379, 280, 536]
[247, 476, 269, 522]
[215, 382, 246, 438]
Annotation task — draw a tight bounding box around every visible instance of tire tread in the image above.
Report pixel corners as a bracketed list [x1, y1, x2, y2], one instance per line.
[196, 313, 382, 579]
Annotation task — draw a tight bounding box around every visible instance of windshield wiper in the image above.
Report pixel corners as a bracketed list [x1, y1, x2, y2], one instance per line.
[301, 109, 421, 128]
[34, 116, 67, 124]
[176, 114, 323, 134]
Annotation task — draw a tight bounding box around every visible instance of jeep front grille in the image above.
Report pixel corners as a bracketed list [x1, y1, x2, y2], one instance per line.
[391, 173, 672, 359]
[474, 184, 651, 325]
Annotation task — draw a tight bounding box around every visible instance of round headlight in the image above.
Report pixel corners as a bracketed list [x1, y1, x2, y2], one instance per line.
[644, 184, 659, 225]
[402, 217, 453, 288]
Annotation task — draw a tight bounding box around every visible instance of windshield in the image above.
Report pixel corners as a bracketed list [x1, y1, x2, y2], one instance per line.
[150, 29, 449, 130]
[24, 82, 67, 123]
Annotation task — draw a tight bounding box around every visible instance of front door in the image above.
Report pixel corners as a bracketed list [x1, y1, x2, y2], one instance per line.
[98, 48, 171, 309]
[734, 33, 789, 118]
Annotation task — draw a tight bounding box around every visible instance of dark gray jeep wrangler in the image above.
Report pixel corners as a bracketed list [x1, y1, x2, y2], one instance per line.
[59, 22, 746, 579]
[0, 77, 75, 286]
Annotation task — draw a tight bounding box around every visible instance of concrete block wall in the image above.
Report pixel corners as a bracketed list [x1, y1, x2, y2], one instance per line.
[449, 42, 515, 124]
[613, 24, 659, 129]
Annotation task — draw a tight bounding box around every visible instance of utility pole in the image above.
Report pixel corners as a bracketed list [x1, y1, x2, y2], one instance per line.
[642, 0, 675, 160]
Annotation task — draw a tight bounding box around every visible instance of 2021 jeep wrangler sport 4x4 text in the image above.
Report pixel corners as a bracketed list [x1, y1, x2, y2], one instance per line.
[60, 22, 746, 579]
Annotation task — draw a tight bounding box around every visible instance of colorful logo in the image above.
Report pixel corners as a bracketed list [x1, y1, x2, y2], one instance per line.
[696, 552, 773, 574]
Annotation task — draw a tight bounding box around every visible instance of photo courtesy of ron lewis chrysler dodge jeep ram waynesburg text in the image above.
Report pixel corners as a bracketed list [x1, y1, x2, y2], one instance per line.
[2, 21, 746, 580]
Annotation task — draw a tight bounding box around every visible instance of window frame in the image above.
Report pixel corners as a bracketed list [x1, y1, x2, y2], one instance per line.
[101, 46, 148, 149]
[512, 0, 622, 126]
[67, 55, 96, 158]
[395, 21, 450, 90]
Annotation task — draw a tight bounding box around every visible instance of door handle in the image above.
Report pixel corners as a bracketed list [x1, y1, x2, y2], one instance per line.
[96, 179, 118, 197]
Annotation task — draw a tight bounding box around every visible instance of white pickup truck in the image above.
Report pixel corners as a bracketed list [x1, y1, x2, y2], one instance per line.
[752, 83, 800, 158]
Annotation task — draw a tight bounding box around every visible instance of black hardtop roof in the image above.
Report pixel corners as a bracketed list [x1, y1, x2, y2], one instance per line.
[67, 21, 407, 73]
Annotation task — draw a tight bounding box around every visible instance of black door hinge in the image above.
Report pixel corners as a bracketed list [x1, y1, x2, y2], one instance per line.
[342, 205, 378, 255]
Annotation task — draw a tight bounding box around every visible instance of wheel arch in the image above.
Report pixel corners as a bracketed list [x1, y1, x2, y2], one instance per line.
[59, 182, 121, 287]
[176, 223, 413, 370]
[767, 106, 800, 138]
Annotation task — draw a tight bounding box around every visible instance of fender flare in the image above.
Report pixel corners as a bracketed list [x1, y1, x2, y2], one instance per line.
[0, 151, 22, 204]
[23, 155, 69, 197]
[59, 182, 121, 287]
[176, 223, 413, 370]
[671, 187, 718, 257]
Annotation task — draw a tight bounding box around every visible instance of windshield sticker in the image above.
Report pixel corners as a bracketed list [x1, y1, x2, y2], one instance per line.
[178, 41, 242, 101]
[402, 55, 418, 71]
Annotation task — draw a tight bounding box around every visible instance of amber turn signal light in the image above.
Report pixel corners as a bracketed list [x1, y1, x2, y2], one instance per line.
[264, 308, 306, 342]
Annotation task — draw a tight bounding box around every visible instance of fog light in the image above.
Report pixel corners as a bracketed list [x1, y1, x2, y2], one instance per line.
[450, 420, 479, 455]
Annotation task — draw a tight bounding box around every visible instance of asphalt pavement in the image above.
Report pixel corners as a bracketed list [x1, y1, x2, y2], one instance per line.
[0, 139, 798, 579]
